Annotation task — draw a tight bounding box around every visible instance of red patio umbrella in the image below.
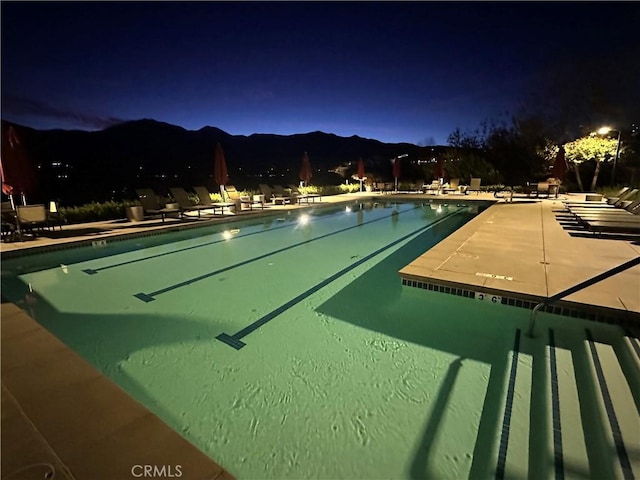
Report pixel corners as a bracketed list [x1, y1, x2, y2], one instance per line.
[214, 142, 228, 197]
[552, 145, 568, 182]
[300, 151, 312, 187]
[1, 126, 37, 208]
[357, 157, 365, 192]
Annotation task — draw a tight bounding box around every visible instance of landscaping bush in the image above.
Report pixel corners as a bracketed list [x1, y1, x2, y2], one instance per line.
[59, 200, 136, 224]
[336, 183, 360, 194]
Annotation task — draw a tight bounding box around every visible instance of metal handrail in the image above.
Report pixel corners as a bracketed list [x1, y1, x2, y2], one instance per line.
[527, 256, 640, 337]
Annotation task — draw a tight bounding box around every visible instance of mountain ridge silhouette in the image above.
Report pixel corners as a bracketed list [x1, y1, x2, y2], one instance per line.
[1, 118, 444, 205]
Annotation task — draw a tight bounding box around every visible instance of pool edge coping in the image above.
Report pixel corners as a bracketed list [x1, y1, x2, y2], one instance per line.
[1, 301, 236, 480]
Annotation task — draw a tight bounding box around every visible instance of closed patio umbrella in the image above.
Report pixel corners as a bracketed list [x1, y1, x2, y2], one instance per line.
[357, 157, 365, 192]
[214, 142, 228, 198]
[552, 145, 568, 182]
[300, 151, 312, 187]
[1, 126, 37, 208]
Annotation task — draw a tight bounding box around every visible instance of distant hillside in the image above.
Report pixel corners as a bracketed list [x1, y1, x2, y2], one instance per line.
[1, 119, 446, 206]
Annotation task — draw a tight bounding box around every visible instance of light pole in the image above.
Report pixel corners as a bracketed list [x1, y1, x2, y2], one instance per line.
[597, 127, 621, 185]
[391, 153, 408, 192]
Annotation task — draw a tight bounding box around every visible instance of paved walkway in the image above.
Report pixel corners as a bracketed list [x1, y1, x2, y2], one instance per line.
[2, 191, 639, 478]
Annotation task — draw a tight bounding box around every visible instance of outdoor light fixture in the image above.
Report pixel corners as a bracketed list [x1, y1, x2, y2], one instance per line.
[596, 126, 622, 185]
[298, 214, 310, 225]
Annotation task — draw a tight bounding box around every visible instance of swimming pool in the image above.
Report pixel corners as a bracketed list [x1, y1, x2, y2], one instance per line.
[2, 199, 638, 479]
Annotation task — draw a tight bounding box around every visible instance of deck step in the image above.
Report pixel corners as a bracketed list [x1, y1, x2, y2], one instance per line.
[617, 331, 640, 414]
[584, 329, 640, 480]
[493, 329, 536, 480]
[503, 349, 533, 479]
[547, 329, 589, 480]
[622, 329, 640, 379]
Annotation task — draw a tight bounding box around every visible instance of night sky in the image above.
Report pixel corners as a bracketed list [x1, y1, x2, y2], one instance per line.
[2, 2, 638, 145]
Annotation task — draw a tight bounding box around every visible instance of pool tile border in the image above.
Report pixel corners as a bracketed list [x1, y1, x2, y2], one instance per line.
[401, 278, 640, 328]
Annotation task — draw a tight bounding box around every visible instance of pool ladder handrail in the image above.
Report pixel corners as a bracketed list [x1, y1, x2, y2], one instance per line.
[527, 256, 640, 337]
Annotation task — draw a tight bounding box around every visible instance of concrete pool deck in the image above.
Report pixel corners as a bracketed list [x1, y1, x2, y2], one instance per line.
[2, 190, 639, 478]
[398, 193, 640, 323]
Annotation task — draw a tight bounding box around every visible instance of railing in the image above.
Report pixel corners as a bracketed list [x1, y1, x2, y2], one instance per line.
[527, 256, 640, 337]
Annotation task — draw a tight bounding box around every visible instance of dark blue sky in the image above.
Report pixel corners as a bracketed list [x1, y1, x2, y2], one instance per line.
[2, 2, 638, 144]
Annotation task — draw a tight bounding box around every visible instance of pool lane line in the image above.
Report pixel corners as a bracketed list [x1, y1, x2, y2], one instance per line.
[81, 206, 343, 275]
[495, 328, 521, 480]
[82, 222, 291, 275]
[83, 202, 421, 275]
[548, 329, 564, 480]
[215, 211, 462, 350]
[133, 204, 431, 302]
[585, 328, 633, 480]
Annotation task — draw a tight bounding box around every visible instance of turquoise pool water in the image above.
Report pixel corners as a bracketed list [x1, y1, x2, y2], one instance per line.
[2, 199, 637, 479]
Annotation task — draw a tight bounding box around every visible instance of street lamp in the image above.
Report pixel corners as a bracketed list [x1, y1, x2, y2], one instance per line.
[391, 153, 408, 192]
[597, 126, 621, 185]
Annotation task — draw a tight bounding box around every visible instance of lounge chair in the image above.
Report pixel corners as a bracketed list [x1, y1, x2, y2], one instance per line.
[289, 184, 321, 204]
[603, 186, 631, 204]
[570, 200, 640, 224]
[259, 184, 291, 205]
[583, 218, 640, 235]
[192, 186, 237, 214]
[422, 180, 441, 195]
[563, 187, 633, 207]
[442, 178, 462, 194]
[223, 185, 264, 211]
[135, 188, 181, 222]
[565, 189, 638, 212]
[528, 182, 550, 198]
[169, 187, 223, 217]
[272, 184, 293, 199]
[467, 178, 481, 195]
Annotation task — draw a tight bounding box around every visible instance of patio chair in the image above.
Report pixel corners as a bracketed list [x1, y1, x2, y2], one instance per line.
[135, 188, 182, 222]
[467, 178, 482, 195]
[16, 204, 48, 239]
[47, 201, 66, 230]
[422, 180, 439, 194]
[529, 182, 550, 198]
[169, 187, 221, 218]
[223, 185, 263, 211]
[192, 186, 237, 214]
[259, 184, 291, 205]
[273, 185, 296, 204]
[2, 202, 17, 242]
[442, 178, 462, 195]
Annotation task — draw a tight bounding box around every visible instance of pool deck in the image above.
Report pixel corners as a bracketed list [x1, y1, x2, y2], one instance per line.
[398, 193, 640, 322]
[2, 190, 639, 478]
